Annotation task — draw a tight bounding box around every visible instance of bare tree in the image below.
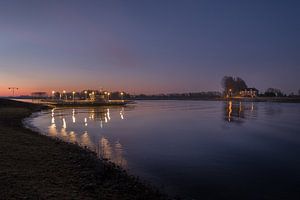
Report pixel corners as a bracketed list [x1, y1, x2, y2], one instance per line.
[221, 76, 248, 95]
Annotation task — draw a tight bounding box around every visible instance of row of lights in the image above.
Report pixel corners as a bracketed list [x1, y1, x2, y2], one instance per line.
[51, 90, 124, 100]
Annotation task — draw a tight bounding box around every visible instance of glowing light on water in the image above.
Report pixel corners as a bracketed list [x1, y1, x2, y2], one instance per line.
[107, 109, 111, 120]
[84, 117, 88, 126]
[114, 140, 127, 167]
[72, 109, 76, 123]
[49, 123, 57, 137]
[51, 116, 55, 124]
[100, 137, 112, 159]
[120, 108, 124, 119]
[69, 131, 76, 143]
[81, 131, 93, 149]
[228, 101, 232, 122]
[62, 118, 67, 129]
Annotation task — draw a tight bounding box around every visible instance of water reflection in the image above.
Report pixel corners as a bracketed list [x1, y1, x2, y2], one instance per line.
[224, 101, 257, 123]
[33, 101, 300, 199]
[47, 107, 127, 167]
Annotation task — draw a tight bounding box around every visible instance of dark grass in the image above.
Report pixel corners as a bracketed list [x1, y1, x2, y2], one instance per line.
[0, 99, 168, 200]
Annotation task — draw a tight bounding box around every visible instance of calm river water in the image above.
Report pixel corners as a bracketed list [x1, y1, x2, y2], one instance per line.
[28, 100, 300, 199]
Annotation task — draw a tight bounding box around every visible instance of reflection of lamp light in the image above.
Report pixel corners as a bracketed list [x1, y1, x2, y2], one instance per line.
[107, 109, 110, 120]
[121, 107, 125, 119]
[69, 131, 76, 143]
[51, 109, 55, 123]
[81, 131, 93, 149]
[49, 123, 57, 137]
[120, 108, 124, 120]
[100, 137, 112, 159]
[72, 109, 76, 123]
[228, 101, 232, 122]
[62, 118, 67, 129]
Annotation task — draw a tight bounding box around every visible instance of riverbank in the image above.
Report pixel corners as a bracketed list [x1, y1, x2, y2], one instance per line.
[0, 99, 167, 199]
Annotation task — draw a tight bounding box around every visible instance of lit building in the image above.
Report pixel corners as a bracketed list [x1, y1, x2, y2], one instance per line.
[239, 88, 259, 97]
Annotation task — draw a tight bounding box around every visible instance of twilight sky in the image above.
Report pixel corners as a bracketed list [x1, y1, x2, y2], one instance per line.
[0, 0, 299, 96]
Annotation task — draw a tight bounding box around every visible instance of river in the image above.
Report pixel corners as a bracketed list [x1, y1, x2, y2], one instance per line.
[27, 100, 300, 199]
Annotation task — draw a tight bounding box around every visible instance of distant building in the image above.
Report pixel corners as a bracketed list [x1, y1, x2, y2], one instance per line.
[239, 88, 259, 97]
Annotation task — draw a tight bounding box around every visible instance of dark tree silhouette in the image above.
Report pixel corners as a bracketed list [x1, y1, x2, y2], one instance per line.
[235, 77, 248, 92]
[222, 76, 248, 95]
[264, 88, 283, 97]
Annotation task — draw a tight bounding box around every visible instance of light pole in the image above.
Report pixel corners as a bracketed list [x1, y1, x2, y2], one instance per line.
[8, 87, 18, 97]
[72, 91, 75, 102]
[84, 91, 87, 100]
[107, 92, 110, 101]
[120, 92, 124, 101]
[63, 90, 66, 100]
[52, 91, 55, 100]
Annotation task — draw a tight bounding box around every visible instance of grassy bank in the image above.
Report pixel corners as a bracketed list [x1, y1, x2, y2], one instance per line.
[0, 99, 167, 199]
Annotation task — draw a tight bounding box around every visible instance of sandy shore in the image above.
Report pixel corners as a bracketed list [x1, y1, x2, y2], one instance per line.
[0, 99, 167, 199]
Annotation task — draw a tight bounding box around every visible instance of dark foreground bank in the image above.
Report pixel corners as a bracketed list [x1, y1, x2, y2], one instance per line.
[0, 99, 167, 199]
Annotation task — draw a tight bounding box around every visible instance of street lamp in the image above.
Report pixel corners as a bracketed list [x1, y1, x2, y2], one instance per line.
[84, 91, 87, 100]
[8, 87, 18, 97]
[52, 91, 55, 100]
[63, 90, 66, 100]
[120, 92, 124, 101]
[72, 91, 75, 102]
[107, 92, 110, 101]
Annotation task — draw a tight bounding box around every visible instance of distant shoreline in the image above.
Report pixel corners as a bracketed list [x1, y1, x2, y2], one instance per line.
[131, 96, 300, 103]
[9, 96, 300, 104]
